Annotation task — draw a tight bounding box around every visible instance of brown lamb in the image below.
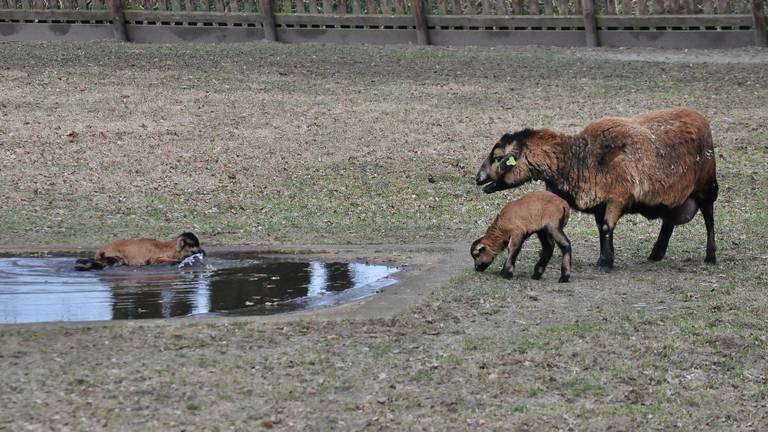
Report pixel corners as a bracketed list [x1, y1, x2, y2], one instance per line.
[474, 108, 718, 272]
[471, 191, 572, 283]
[74, 232, 205, 271]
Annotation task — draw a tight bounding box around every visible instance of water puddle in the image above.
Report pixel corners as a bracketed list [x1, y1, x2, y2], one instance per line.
[0, 257, 399, 324]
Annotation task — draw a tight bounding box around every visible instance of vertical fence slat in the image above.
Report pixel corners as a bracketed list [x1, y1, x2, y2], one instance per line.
[753, 0, 767, 46]
[526, 0, 537, 14]
[215, 0, 224, 11]
[365, 0, 375, 12]
[637, 0, 647, 13]
[449, 0, 460, 13]
[621, 0, 632, 13]
[108, 0, 128, 40]
[495, 0, 507, 14]
[555, 0, 567, 14]
[413, 0, 429, 43]
[481, 0, 491, 14]
[573, 0, 581, 13]
[437, 0, 447, 14]
[544, 0, 553, 14]
[582, 0, 598, 46]
[352, 0, 360, 13]
[260, 0, 276, 39]
[307, 0, 316, 12]
[394, 0, 404, 13]
[715, 0, 728, 13]
[651, 0, 663, 13]
[336, 0, 346, 13]
[702, 0, 713, 13]
[606, 0, 617, 14]
[322, 0, 331, 12]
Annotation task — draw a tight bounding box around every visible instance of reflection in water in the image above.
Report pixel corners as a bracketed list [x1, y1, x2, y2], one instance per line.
[0, 258, 398, 324]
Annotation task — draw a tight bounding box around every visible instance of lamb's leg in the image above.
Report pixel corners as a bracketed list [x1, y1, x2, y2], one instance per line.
[500, 233, 524, 280]
[598, 203, 623, 273]
[548, 226, 572, 283]
[700, 200, 717, 264]
[532, 231, 555, 280]
[648, 221, 675, 262]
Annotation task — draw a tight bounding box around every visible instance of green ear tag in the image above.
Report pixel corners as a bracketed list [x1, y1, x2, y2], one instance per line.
[506, 156, 517, 166]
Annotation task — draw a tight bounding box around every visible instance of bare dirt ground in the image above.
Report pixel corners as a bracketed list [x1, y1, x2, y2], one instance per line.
[0, 42, 767, 431]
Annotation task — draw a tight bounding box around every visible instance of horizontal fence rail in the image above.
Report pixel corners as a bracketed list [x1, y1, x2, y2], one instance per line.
[0, 0, 766, 47]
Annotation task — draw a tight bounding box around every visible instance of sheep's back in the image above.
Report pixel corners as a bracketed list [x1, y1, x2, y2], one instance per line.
[581, 108, 714, 209]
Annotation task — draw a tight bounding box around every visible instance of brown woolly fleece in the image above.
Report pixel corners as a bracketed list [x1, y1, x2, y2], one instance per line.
[478, 191, 570, 256]
[75, 233, 204, 270]
[471, 191, 572, 282]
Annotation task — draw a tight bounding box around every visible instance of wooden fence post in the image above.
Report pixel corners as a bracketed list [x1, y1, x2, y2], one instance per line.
[582, 0, 599, 47]
[413, 0, 429, 45]
[753, 0, 768, 47]
[108, 0, 128, 42]
[260, 0, 278, 42]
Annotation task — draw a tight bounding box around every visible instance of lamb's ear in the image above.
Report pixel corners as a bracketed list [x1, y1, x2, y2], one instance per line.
[176, 237, 185, 251]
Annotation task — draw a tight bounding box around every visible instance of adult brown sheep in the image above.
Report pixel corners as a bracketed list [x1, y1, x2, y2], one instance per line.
[474, 108, 718, 272]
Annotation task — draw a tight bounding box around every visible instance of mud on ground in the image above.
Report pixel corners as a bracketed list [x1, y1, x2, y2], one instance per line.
[0, 42, 767, 430]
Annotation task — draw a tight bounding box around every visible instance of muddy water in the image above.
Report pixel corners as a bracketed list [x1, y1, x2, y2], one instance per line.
[0, 257, 398, 324]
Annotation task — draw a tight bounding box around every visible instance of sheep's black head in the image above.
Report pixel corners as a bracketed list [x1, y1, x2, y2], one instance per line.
[475, 129, 533, 192]
[470, 238, 496, 272]
[175, 232, 205, 258]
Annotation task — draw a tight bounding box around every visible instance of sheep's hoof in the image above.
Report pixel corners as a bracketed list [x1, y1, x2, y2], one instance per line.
[558, 275, 570, 283]
[598, 265, 613, 274]
[647, 250, 665, 262]
[499, 270, 514, 280]
[705, 255, 717, 264]
[531, 273, 543, 280]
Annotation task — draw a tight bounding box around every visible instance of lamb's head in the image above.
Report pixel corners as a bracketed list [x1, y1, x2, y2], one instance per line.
[475, 129, 534, 194]
[470, 238, 498, 272]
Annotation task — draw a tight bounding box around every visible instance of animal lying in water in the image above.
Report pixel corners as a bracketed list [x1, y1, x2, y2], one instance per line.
[74, 232, 205, 271]
[471, 191, 572, 283]
[474, 108, 718, 272]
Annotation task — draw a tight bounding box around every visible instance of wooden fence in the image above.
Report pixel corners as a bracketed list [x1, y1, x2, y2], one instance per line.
[0, 0, 766, 47]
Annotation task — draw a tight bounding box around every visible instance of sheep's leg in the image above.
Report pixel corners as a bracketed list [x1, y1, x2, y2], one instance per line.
[597, 203, 623, 273]
[547, 226, 572, 283]
[648, 221, 675, 262]
[594, 210, 606, 267]
[700, 200, 717, 264]
[500, 233, 525, 280]
[532, 231, 555, 280]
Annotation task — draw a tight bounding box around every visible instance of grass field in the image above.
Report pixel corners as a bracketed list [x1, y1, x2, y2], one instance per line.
[1, 42, 767, 431]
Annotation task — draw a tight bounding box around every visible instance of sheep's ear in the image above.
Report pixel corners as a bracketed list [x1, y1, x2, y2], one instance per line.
[176, 237, 185, 251]
[474, 243, 486, 254]
[498, 154, 517, 174]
